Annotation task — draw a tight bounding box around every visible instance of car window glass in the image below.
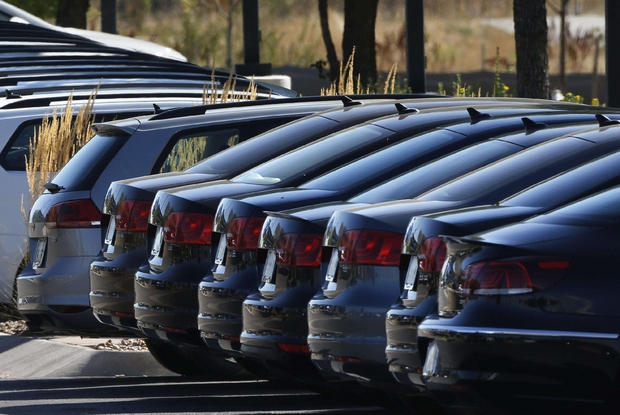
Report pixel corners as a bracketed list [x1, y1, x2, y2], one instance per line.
[349, 140, 519, 203]
[159, 128, 239, 173]
[301, 129, 468, 191]
[530, 185, 620, 225]
[232, 124, 390, 185]
[417, 138, 591, 202]
[0, 122, 38, 171]
[185, 116, 337, 175]
[501, 150, 620, 208]
[49, 133, 127, 191]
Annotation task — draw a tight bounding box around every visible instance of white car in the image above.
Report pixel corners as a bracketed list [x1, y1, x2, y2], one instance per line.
[0, 0, 187, 61]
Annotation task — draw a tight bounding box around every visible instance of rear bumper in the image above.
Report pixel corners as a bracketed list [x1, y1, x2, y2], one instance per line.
[17, 255, 116, 334]
[134, 266, 203, 346]
[420, 320, 620, 413]
[89, 249, 146, 332]
[197, 268, 258, 353]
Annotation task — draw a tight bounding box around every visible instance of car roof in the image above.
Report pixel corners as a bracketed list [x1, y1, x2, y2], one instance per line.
[0, 21, 295, 97]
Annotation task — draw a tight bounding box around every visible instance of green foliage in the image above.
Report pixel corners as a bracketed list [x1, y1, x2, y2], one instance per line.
[451, 74, 478, 97]
[563, 92, 584, 104]
[492, 47, 511, 97]
[4, 0, 57, 20]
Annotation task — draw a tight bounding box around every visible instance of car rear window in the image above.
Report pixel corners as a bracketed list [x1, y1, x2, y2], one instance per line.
[501, 150, 620, 209]
[349, 140, 519, 203]
[418, 138, 592, 203]
[232, 124, 390, 185]
[530, 185, 620, 226]
[301, 129, 469, 192]
[184, 116, 338, 175]
[48, 133, 127, 191]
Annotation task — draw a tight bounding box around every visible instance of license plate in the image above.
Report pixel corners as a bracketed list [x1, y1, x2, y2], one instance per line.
[32, 238, 47, 269]
[404, 257, 419, 291]
[104, 216, 116, 245]
[151, 227, 164, 256]
[262, 250, 276, 282]
[324, 248, 339, 281]
[214, 236, 227, 265]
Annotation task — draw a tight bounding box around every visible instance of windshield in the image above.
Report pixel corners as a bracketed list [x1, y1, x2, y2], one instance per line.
[184, 116, 337, 175]
[232, 124, 391, 185]
[418, 138, 592, 202]
[350, 140, 519, 203]
[301, 129, 467, 191]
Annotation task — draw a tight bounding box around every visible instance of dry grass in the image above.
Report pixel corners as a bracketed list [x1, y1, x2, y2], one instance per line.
[25, 87, 98, 202]
[202, 70, 259, 104]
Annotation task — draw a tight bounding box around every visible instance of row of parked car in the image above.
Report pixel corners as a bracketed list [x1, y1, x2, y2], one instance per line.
[4, 7, 620, 415]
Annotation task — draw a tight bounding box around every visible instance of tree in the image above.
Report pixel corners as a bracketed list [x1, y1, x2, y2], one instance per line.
[56, 0, 89, 29]
[513, 0, 549, 98]
[548, 0, 571, 92]
[318, 0, 379, 88]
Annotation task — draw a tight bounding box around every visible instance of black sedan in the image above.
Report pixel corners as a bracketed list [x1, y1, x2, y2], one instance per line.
[387, 146, 620, 389]
[418, 185, 620, 414]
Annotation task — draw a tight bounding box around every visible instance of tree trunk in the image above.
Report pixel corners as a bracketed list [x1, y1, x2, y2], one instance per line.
[318, 0, 340, 82]
[342, 0, 378, 89]
[56, 0, 89, 29]
[513, 0, 549, 98]
[559, 0, 569, 92]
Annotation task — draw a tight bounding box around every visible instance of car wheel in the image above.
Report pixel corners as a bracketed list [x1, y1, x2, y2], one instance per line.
[145, 338, 251, 379]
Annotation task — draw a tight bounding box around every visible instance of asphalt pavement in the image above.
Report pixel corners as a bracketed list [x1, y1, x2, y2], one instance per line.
[0, 333, 176, 378]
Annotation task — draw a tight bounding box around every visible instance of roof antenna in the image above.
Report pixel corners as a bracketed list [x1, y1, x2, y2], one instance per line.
[596, 114, 620, 127]
[341, 95, 362, 107]
[521, 117, 548, 133]
[467, 107, 492, 123]
[395, 103, 419, 115]
[153, 103, 163, 114]
[5, 89, 21, 99]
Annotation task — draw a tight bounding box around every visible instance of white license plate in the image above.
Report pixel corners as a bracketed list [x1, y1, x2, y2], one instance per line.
[261, 250, 276, 282]
[324, 248, 339, 281]
[32, 238, 47, 269]
[214, 235, 227, 265]
[104, 216, 116, 245]
[404, 257, 419, 291]
[151, 227, 164, 256]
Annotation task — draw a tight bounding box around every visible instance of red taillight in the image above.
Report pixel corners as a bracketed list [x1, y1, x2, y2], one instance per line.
[338, 230, 403, 266]
[45, 199, 101, 229]
[460, 258, 570, 296]
[276, 342, 310, 354]
[275, 233, 323, 267]
[418, 237, 447, 273]
[115, 200, 152, 232]
[226, 217, 265, 250]
[163, 212, 214, 245]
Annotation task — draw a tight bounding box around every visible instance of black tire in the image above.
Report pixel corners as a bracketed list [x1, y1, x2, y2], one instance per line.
[145, 338, 251, 379]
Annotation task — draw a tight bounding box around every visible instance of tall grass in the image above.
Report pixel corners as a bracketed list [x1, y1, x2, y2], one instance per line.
[25, 87, 98, 202]
[320, 49, 399, 95]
